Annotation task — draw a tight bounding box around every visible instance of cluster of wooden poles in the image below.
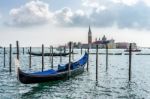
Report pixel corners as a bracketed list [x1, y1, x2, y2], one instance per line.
[3, 41, 20, 73]
[94, 43, 132, 82]
[2, 41, 133, 82]
[3, 41, 66, 72]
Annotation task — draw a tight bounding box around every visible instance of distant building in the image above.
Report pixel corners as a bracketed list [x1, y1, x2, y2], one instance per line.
[107, 39, 116, 49]
[131, 43, 137, 49]
[116, 42, 129, 49]
[116, 42, 137, 49]
[88, 26, 92, 44]
[65, 27, 137, 49]
[92, 36, 116, 49]
[81, 27, 116, 49]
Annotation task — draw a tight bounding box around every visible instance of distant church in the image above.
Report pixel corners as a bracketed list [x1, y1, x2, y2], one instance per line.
[88, 26, 92, 44]
[65, 26, 137, 49]
[81, 26, 116, 49]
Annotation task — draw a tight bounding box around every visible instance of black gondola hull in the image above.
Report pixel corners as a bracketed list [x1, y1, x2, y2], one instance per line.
[18, 66, 84, 84]
[18, 52, 88, 84]
[28, 52, 72, 56]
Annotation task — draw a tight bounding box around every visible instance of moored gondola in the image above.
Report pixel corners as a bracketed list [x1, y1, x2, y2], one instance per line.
[124, 49, 141, 52]
[17, 52, 88, 84]
[27, 51, 73, 56]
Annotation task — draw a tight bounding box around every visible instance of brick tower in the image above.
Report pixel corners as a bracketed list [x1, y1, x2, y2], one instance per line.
[88, 26, 92, 44]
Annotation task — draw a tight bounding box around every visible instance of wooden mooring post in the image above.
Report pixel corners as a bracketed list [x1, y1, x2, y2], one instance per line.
[106, 44, 108, 71]
[96, 44, 98, 81]
[49, 46, 51, 63]
[51, 46, 53, 69]
[129, 43, 132, 81]
[3, 47, 6, 68]
[68, 42, 71, 78]
[64, 46, 66, 53]
[29, 47, 32, 68]
[72, 46, 74, 60]
[9, 44, 12, 73]
[60, 48, 62, 63]
[81, 46, 82, 55]
[87, 45, 89, 71]
[42, 44, 44, 72]
[23, 47, 24, 54]
[16, 41, 19, 60]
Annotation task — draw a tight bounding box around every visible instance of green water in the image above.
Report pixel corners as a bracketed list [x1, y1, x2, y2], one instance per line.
[0, 48, 150, 99]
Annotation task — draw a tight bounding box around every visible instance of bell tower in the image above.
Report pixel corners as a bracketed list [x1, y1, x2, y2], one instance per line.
[88, 26, 92, 44]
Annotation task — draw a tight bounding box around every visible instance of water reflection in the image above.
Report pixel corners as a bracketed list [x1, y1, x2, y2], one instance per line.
[20, 80, 65, 99]
[0, 48, 150, 98]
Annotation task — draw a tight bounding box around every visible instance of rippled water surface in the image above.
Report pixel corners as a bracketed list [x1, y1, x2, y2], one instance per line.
[0, 48, 150, 99]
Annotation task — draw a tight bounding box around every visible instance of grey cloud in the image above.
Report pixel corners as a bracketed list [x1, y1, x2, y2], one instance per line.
[61, 1, 150, 30]
[7, 0, 53, 27]
[52, 7, 73, 26]
[6, 0, 150, 30]
[116, 3, 150, 29]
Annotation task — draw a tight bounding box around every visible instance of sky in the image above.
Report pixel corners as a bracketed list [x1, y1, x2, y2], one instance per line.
[0, 0, 150, 47]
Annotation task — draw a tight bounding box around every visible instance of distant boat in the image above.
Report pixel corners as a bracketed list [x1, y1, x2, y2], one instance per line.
[114, 53, 122, 55]
[0, 52, 7, 54]
[136, 53, 150, 55]
[13, 52, 18, 54]
[56, 47, 65, 51]
[28, 51, 73, 56]
[17, 52, 88, 84]
[89, 53, 122, 55]
[124, 53, 129, 55]
[124, 49, 141, 52]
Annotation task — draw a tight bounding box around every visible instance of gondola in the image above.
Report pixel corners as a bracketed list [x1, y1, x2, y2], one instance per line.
[17, 52, 88, 84]
[28, 51, 72, 56]
[124, 49, 141, 52]
[136, 53, 150, 55]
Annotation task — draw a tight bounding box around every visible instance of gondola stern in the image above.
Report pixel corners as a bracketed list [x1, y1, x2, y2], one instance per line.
[17, 67, 29, 84]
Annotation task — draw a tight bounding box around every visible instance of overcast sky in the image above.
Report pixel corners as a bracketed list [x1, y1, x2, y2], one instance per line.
[0, 0, 150, 47]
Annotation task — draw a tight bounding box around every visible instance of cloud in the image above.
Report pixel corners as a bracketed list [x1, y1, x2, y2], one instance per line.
[69, 10, 89, 27]
[112, 0, 150, 6]
[8, 0, 53, 27]
[6, 0, 150, 30]
[112, 0, 139, 6]
[52, 7, 73, 26]
[114, 3, 150, 29]
[52, 8, 89, 27]
[54, 0, 150, 30]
